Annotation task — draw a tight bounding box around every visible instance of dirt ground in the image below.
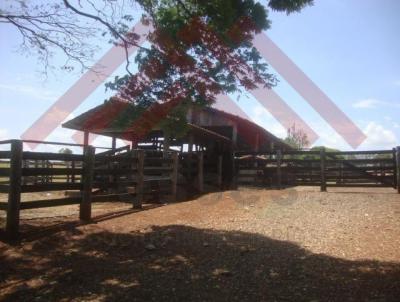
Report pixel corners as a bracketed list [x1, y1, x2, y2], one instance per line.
[1, 186, 400, 301]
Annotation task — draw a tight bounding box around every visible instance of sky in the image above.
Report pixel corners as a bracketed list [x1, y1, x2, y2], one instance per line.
[0, 0, 399, 152]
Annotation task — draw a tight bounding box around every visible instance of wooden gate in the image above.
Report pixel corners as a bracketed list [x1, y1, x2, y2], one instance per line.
[235, 148, 400, 191]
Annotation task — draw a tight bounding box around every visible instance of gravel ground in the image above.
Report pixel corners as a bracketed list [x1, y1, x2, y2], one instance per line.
[0, 186, 399, 301]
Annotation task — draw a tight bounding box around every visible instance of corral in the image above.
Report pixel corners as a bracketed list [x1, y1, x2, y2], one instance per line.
[0, 100, 399, 300]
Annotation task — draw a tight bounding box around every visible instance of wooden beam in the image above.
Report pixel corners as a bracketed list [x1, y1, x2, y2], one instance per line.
[197, 152, 204, 193]
[276, 150, 282, 190]
[111, 137, 117, 151]
[217, 155, 223, 189]
[6, 140, 23, 239]
[80, 145, 95, 221]
[171, 152, 178, 201]
[320, 147, 327, 192]
[134, 150, 145, 208]
[83, 131, 89, 146]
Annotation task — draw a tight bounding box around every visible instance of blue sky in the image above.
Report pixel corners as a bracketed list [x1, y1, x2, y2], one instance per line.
[0, 0, 399, 151]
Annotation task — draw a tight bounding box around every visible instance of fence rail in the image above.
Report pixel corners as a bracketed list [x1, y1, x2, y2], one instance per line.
[235, 147, 400, 192]
[0, 140, 182, 239]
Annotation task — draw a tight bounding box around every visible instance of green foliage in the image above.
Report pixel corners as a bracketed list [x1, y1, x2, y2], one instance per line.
[283, 124, 309, 150]
[109, 0, 313, 137]
[59, 148, 73, 154]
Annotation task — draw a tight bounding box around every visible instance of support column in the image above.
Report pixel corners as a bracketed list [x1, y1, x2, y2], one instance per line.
[111, 137, 117, 151]
[83, 131, 89, 146]
[276, 150, 282, 189]
[197, 152, 204, 193]
[134, 150, 145, 208]
[80, 145, 95, 221]
[217, 155, 223, 189]
[6, 140, 23, 240]
[320, 147, 327, 192]
[171, 152, 178, 201]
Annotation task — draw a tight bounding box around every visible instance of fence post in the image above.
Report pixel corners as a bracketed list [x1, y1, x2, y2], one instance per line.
[320, 147, 327, 192]
[393, 148, 398, 189]
[276, 150, 282, 189]
[135, 150, 145, 209]
[396, 146, 400, 194]
[6, 140, 23, 239]
[80, 145, 95, 221]
[197, 152, 204, 193]
[171, 151, 178, 201]
[217, 155, 223, 189]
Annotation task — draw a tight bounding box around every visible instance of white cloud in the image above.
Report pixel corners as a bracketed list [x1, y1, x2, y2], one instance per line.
[0, 83, 59, 101]
[0, 128, 8, 141]
[250, 105, 287, 138]
[352, 99, 381, 109]
[352, 98, 400, 109]
[360, 122, 398, 149]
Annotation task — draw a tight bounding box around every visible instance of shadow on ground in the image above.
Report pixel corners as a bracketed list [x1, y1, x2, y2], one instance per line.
[1, 225, 399, 301]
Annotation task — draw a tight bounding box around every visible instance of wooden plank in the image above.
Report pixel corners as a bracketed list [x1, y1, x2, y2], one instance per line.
[0, 184, 9, 192]
[80, 146, 95, 221]
[217, 155, 223, 189]
[94, 168, 137, 175]
[320, 148, 327, 192]
[171, 152, 178, 201]
[0, 168, 10, 177]
[23, 151, 83, 161]
[20, 197, 81, 210]
[6, 140, 23, 239]
[144, 166, 173, 172]
[327, 183, 393, 188]
[92, 193, 131, 203]
[145, 157, 173, 164]
[327, 150, 393, 156]
[197, 152, 204, 193]
[0, 151, 11, 159]
[135, 150, 144, 209]
[276, 150, 282, 189]
[22, 167, 83, 176]
[22, 183, 82, 192]
[0, 202, 7, 211]
[0, 139, 13, 145]
[325, 158, 394, 164]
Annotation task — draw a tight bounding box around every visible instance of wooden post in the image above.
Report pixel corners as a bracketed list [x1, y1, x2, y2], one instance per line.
[197, 152, 204, 193]
[320, 147, 327, 192]
[71, 160, 76, 184]
[134, 150, 145, 208]
[276, 150, 282, 189]
[171, 151, 178, 201]
[217, 155, 223, 189]
[83, 131, 89, 146]
[111, 137, 117, 151]
[6, 140, 23, 239]
[80, 145, 95, 221]
[396, 146, 400, 194]
[393, 148, 397, 189]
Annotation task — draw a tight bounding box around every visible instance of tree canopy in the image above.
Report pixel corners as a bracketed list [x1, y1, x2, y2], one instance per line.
[2, 0, 313, 137]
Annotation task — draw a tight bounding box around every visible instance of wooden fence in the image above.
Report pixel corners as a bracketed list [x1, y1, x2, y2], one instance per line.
[235, 147, 400, 192]
[0, 140, 180, 239]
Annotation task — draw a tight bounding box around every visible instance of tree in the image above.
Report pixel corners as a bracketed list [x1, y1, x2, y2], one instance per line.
[1, 1, 313, 74]
[59, 147, 73, 154]
[2, 0, 313, 137]
[284, 124, 310, 150]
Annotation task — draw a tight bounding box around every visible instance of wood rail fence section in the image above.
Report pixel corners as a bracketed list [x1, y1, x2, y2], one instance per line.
[1, 139, 399, 240]
[0, 140, 183, 239]
[235, 148, 400, 192]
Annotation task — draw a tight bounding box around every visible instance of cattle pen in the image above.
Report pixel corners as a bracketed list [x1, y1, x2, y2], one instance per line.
[0, 138, 399, 240]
